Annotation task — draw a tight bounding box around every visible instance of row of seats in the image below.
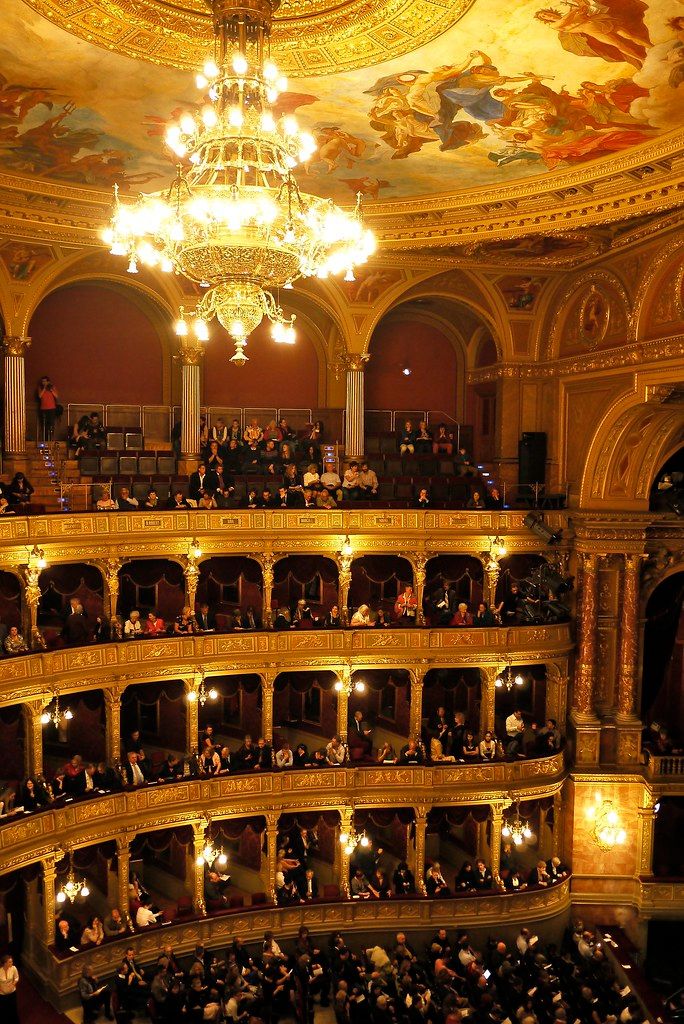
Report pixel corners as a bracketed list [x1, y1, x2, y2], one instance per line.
[80, 453, 177, 476]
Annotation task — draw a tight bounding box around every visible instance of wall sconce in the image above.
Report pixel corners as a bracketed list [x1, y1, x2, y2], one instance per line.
[56, 852, 89, 904]
[488, 536, 507, 559]
[340, 535, 353, 558]
[28, 544, 48, 569]
[586, 793, 626, 850]
[189, 537, 202, 560]
[501, 802, 533, 846]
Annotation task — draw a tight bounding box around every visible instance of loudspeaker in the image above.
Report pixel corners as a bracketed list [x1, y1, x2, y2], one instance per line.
[519, 432, 547, 485]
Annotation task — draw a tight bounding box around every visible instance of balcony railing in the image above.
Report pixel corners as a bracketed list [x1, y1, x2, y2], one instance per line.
[644, 753, 684, 777]
[0, 758, 565, 877]
[32, 880, 571, 1007]
[0, 625, 573, 700]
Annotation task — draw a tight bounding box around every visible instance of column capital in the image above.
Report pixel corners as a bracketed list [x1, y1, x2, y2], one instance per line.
[344, 352, 370, 372]
[413, 803, 430, 823]
[2, 335, 31, 357]
[261, 665, 278, 689]
[175, 341, 205, 366]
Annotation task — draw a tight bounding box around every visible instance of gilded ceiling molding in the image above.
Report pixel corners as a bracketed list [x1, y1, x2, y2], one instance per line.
[632, 238, 684, 342]
[22, 0, 476, 77]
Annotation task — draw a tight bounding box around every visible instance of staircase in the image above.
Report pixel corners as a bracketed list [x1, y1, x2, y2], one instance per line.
[6, 441, 77, 514]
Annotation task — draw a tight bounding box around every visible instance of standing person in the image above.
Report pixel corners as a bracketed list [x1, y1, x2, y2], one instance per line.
[37, 375, 60, 442]
[0, 953, 20, 1024]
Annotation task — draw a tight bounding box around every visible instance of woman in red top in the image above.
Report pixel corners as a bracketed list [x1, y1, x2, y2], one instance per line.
[37, 376, 59, 442]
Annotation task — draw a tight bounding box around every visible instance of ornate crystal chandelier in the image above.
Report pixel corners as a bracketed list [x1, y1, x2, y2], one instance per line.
[186, 668, 219, 706]
[41, 693, 74, 728]
[103, 0, 376, 364]
[339, 826, 371, 857]
[502, 803, 533, 847]
[56, 854, 90, 904]
[495, 662, 525, 691]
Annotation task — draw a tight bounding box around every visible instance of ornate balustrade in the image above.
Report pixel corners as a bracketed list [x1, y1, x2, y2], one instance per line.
[0, 625, 573, 707]
[0, 757, 565, 877]
[0, 507, 570, 552]
[639, 878, 684, 913]
[644, 754, 684, 778]
[29, 881, 571, 1008]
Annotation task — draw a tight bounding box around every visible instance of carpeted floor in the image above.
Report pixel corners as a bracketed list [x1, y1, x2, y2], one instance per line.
[18, 979, 73, 1024]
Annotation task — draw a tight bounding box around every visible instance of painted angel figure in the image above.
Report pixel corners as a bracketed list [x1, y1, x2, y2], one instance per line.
[535, 0, 651, 68]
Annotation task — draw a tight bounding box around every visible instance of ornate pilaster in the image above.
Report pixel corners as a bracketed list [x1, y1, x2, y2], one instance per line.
[336, 665, 351, 739]
[482, 555, 501, 607]
[99, 558, 123, 620]
[479, 666, 501, 736]
[552, 791, 563, 859]
[257, 554, 277, 629]
[104, 684, 125, 765]
[336, 551, 353, 627]
[572, 552, 601, 765]
[616, 554, 644, 765]
[184, 678, 200, 753]
[2, 335, 31, 455]
[338, 807, 354, 898]
[489, 802, 507, 880]
[182, 553, 200, 612]
[264, 812, 279, 903]
[177, 341, 203, 462]
[41, 853, 58, 945]
[413, 805, 428, 895]
[637, 793, 657, 878]
[190, 821, 207, 916]
[22, 563, 42, 639]
[406, 554, 429, 626]
[22, 698, 49, 779]
[261, 666, 276, 744]
[409, 665, 426, 739]
[116, 836, 133, 930]
[344, 353, 369, 459]
[545, 661, 569, 729]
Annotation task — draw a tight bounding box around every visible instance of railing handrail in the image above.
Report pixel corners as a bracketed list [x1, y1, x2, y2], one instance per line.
[645, 752, 684, 776]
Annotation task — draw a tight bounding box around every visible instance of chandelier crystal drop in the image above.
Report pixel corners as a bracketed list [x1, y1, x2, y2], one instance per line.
[102, 0, 376, 363]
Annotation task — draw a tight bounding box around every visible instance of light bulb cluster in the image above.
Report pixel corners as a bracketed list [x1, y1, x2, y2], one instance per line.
[495, 664, 525, 690]
[339, 827, 370, 857]
[41, 694, 74, 728]
[502, 808, 533, 847]
[57, 858, 90, 904]
[334, 677, 366, 695]
[103, 2, 376, 364]
[586, 794, 626, 850]
[196, 842, 228, 868]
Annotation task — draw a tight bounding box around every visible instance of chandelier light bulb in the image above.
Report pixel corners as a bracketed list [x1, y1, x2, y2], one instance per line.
[204, 59, 220, 79]
[196, 73, 208, 90]
[208, 687, 218, 701]
[202, 107, 218, 129]
[217, 852, 228, 866]
[339, 831, 349, 845]
[81, 884, 90, 898]
[196, 854, 205, 866]
[502, 825, 511, 837]
[359, 835, 370, 848]
[515, 673, 524, 686]
[344, 269, 355, 282]
[263, 60, 278, 81]
[180, 113, 196, 135]
[513, 834, 523, 846]
[161, 256, 174, 272]
[186, 689, 197, 703]
[56, 891, 66, 904]
[175, 318, 188, 337]
[127, 256, 138, 274]
[64, 709, 73, 721]
[354, 681, 366, 694]
[232, 52, 248, 75]
[260, 112, 275, 133]
[41, 711, 50, 725]
[345, 843, 354, 856]
[194, 319, 210, 341]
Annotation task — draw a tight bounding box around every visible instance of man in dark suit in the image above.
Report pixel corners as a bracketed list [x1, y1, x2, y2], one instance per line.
[71, 762, 97, 795]
[299, 868, 319, 900]
[349, 709, 373, 757]
[62, 604, 90, 645]
[188, 463, 216, 502]
[194, 603, 216, 632]
[431, 585, 456, 625]
[166, 490, 190, 510]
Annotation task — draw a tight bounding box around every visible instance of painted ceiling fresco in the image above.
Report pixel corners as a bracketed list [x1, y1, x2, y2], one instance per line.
[0, 0, 682, 201]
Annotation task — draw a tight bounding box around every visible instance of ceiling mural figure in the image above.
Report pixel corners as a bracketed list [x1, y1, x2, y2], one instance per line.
[0, 0, 681, 199]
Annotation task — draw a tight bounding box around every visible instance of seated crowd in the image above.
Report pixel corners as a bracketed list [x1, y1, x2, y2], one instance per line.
[0, 581, 553, 657]
[69, 916, 642, 1024]
[0, 710, 562, 820]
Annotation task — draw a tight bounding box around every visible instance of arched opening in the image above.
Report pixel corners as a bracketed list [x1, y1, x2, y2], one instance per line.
[420, 668, 483, 747]
[348, 555, 413, 623]
[121, 680, 188, 760]
[118, 559, 185, 622]
[648, 444, 684, 513]
[275, 811, 340, 902]
[26, 281, 167, 440]
[197, 674, 263, 742]
[272, 670, 338, 753]
[424, 556, 484, 624]
[347, 669, 411, 762]
[272, 555, 338, 626]
[37, 563, 104, 645]
[197, 557, 263, 629]
[641, 572, 684, 737]
[202, 317, 321, 410]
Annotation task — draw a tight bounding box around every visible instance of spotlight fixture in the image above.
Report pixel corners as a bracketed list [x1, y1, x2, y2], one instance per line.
[523, 513, 562, 545]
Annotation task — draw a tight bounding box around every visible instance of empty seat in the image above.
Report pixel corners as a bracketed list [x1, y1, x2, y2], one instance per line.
[404, 457, 421, 475]
[138, 455, 157, 475]
[79, 456, 99, 475]
[365, 435, 381, 454]
[131, 481, 150, 500]
[119, 455, 138, 474]
[384, 456, 402, 476]
[125, 430, 144, 450]
[156, 455, 176, 475]
[396, 480, 414, 500]
[378, 480, 395, 501]
[430, 479, 450, 501]
[99, 455, 118, 475]
[379, 434, 397, 454]
[153, 480, 171, 501]
[106, 430, 124, 450]
[439, 459, 455, 475]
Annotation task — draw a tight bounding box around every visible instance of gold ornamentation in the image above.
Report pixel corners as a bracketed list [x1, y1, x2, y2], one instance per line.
[1, 335, 31, 357]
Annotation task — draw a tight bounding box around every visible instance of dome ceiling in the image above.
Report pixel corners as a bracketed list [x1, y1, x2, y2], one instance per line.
[2, 0, 683, 205]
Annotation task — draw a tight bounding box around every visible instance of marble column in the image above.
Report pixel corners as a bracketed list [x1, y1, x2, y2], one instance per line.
[2, 335, 31, 455]
[116, 836, 133, 929]
[616, 554, 644, 764]
[179, 342, 203, 462]
[104, 686, 124, 765]
[413, 806, 428, 895]
[190, 822, 207, 915]
[22, 699, 47, 779]
[572, 553, 601, 765]
[344, 354, 369, 460]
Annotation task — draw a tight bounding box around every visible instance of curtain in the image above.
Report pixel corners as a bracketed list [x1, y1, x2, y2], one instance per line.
[199, 557, 262, 585]
[427, 806, 490, 831]
[121, 560, 184, 588]
[355, 808, 415, 828]
[122, 680, 185, 705]
[39, 565, 104, 594]
[274, 557, 338, 585]
[275, 671, 337, 693]
[426, 556, 484, 585]
[131, 825, 194, 855]
[211, 816, 266, 841]
[278, 811, 339, 831]
[353, 556, 412, 584]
